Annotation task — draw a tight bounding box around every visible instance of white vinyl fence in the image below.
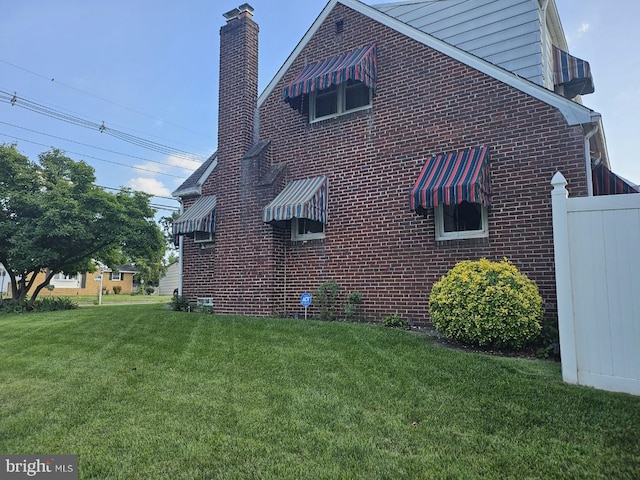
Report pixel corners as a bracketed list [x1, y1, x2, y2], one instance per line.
[551, 172, 640, 395]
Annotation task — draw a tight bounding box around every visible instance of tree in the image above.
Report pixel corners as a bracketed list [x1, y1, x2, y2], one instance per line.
[159, 211, 180, 251]
[0, 145, 166, 309]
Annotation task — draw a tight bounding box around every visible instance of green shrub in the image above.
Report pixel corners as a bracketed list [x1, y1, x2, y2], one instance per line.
[313, 280, 339, 321]
[112, 285, 122, 295]
[32, 296, 79, 312]
[429, 258, 543, 350]
[145, 286, 155, 295]
[382, 313, 406, 329]
[170, 295, 191, 312]
[534, 320, 560, 359]
[344, 291, 363, 320]
[0, 299, 27, 314]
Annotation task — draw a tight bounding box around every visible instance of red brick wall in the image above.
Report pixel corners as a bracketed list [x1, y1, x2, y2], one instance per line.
[254, 4, 587, 324]
[184, 4, 588, 325]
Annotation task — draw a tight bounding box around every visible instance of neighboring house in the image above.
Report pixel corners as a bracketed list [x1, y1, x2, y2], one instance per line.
[172, 0, 637, 323]
[0, 265, 8, 298]
[8, 266, 137, 297]
[157, 261, 179, 295]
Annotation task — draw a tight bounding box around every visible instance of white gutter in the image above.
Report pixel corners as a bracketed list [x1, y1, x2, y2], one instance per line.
[541, 0, 550, 87]
[584, 124, 599, 196]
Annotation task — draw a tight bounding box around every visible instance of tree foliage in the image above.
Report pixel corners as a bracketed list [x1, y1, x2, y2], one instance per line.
[0, 145, 166, 309]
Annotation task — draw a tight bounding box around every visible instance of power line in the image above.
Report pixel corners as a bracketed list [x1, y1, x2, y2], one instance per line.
[0, 120, 201, 172]
[97, 184, 177, 202]
[0, 89, 207, 161]
[0, 57, 212, 139]
[0, 132, 186, 179]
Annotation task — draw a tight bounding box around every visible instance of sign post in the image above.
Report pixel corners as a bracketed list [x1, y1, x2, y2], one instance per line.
[300, 292, 312, 320]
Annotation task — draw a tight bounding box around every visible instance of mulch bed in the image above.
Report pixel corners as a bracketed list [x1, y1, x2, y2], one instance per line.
[408, 325, 556, 361]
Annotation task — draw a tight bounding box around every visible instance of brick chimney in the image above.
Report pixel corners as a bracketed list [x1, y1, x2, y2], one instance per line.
[208, 4, 260, 314]
[218, 4, 258, 162]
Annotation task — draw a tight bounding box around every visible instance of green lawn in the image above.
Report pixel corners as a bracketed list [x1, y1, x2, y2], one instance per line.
[1, 305, 638, 479]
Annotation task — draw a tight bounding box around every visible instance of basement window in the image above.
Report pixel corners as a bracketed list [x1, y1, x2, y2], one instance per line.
[310, 79, 371, 122]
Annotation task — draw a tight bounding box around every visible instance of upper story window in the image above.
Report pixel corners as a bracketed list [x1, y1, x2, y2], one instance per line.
[283, 44, 377, 119]
[311, 79, 372, 122]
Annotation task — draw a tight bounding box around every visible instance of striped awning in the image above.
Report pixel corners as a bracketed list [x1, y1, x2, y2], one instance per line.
[553, 46, 594, 97]
[592, 163, 639, 196]
[264, 176, 328, 224]
[410, 146, 491, 212]
[172, 195, 217, 235]
[283, 44, 376, 106]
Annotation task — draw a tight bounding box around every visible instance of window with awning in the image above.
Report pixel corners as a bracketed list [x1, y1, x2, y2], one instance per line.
[172, 195, 217, 244]
[264, 176, 328, 240]
[552, 46, 594, 99]
[283, 44, 377, 113]
[410, 147, 491, 240]
[410, 146, 491, 212]
[592, 163, 639, 195]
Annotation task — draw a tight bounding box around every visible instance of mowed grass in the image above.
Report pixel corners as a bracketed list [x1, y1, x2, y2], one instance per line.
[0, 305, 638, 479]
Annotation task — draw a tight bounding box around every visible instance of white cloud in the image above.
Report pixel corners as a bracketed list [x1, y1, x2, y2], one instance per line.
[577, 22, 590, 36]
[165, 154, 202, 172]
[131, 155, 200, 178]
[126, 177, 171, 197]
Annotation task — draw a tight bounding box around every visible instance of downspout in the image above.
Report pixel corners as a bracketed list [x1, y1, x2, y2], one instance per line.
[177, 202, 184, 296]
[584, 124, 599, 196]
[178, 235, 184, 296]
[541, 0, 550, 86]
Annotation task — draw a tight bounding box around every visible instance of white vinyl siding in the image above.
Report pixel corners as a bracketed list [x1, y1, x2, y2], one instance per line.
[374, 0, 546, 86]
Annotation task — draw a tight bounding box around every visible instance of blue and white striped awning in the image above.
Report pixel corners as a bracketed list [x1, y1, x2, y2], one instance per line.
[173, 195, 217, 235]
[264, 176, 328, 224]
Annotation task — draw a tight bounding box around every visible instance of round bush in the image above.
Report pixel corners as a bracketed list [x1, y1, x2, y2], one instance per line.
[429, 258, 543, 349]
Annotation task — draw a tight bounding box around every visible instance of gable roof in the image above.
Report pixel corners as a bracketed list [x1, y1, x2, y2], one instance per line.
[172, 151, 218, 198]
[257, 0, 600, 127]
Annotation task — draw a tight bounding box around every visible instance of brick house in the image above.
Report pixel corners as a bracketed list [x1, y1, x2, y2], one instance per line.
[172, 0, 636, 324]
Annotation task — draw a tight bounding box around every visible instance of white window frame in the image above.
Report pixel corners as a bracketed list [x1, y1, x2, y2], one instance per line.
[435, 202, 489, 241]
[310, 80, 372, 122]
[50, 273, 80, 288]
[53, 273, 77, 281]
[110, 272, 122, 281]
[291, 218, 326, 241]
[193, 231, 214, 244]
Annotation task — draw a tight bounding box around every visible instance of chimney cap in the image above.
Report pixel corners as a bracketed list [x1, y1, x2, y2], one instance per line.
[223, 4, 254, 21]
[223, 7, 241, 20]
[238, 3, 254, 14]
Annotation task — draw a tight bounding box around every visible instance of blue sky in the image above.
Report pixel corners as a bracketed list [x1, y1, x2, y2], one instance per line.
[1, 0, 638, 216]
